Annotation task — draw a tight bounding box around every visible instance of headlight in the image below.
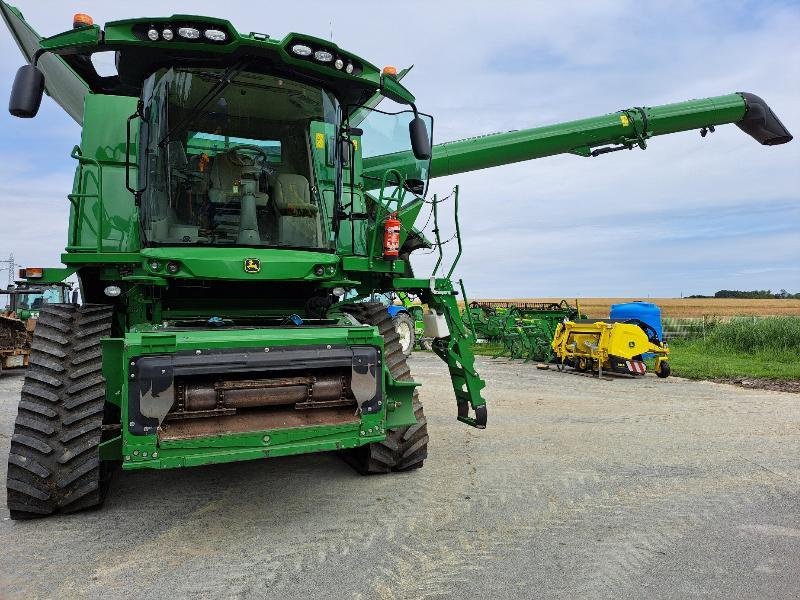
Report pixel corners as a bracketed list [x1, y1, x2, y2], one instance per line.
[314, 50, 333, 63]
[345, 62, 354, 74]
[334, 58, 344, 70]
[178, 27, 200, 39]
[147, 28, 159, 41]
[104, 285, 122, 297]
[148, 260, 160, 271]
[166, 261, 180, 274]
[291, 44, 312, 56]
[162, 28, 173, 40]
[313, 265, 325, 277]
[204, 29, 227, 42]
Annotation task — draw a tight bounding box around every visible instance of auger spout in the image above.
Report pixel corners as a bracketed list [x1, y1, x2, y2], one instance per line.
[362, 92, 792, 181]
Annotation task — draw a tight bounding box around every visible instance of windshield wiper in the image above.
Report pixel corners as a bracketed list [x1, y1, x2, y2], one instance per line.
[159, 60, 249, 147]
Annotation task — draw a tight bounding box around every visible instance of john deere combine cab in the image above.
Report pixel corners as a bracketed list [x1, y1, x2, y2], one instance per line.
[2, 4, 791, 518]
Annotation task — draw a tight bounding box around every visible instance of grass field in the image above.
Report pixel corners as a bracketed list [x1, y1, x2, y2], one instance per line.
[662, 340, 800, 381]
[476, 297, 800, 318]
[666, 316, 800, 381]
[470, 316, 800, 386]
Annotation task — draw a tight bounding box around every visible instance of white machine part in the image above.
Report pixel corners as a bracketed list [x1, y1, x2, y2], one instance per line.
[423, 309, 450, 339]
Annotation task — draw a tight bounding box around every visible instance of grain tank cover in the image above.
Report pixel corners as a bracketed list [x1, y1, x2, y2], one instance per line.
[609, 301, 663, 342]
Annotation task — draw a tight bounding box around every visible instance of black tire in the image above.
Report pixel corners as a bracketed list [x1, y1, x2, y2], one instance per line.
[656, 361, 671, 378]
[393, 312, 415, 357]
[340, 302, 428, 473]
[6, 304, 113, 519]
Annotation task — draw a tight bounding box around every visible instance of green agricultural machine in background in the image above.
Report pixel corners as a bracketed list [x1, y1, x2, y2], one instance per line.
[1, 280, 74, 375]
[465, 300, 583, 362]
[349, 291, 426, 357]
[2, 280, 74, 322]
[1, 3, 792, 518]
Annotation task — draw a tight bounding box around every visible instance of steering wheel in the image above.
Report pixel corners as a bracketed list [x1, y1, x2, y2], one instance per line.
[224, 145, 271, 168]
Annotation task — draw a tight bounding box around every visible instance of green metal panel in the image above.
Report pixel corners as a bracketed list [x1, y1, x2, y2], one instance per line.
[104, 324, 422, 468]
[101, 338, 125, 409]
[71, 94, 140, 253]
[61, 253, 141, 265]
[140, 247, 340, 281]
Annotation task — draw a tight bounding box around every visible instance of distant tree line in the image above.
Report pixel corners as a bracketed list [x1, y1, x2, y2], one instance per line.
[687, 290, 800, 299]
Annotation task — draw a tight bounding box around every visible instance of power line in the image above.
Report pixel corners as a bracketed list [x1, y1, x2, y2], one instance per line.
[0, 254, 20, 287]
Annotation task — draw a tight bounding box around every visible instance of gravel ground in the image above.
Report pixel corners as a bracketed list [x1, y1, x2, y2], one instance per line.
[1, 354, 799, 599]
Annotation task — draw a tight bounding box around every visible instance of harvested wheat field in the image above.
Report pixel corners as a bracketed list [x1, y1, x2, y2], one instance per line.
[476, 298, 800, 318]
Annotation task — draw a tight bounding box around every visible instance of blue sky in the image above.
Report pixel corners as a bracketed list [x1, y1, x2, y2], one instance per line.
[0, 0, 798, 297]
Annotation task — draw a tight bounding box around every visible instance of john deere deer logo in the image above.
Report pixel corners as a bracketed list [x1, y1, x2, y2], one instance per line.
[244, 258, 261, 273]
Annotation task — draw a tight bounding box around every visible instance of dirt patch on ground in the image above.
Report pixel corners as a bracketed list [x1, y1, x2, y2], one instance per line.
[712, 377, 800, 394]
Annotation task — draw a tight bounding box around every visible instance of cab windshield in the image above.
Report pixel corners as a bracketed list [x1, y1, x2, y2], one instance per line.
[10, 287, 67, 310]
[354, 105, 433, 196]
[139, 68, 340, 249]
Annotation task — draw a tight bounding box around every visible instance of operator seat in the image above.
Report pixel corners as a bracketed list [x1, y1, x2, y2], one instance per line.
[271, 174, 321, 247]
[208, 152, 269, 207]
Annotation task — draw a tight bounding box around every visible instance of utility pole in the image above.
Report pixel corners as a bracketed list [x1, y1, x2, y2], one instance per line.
[0, 253, 15, 287]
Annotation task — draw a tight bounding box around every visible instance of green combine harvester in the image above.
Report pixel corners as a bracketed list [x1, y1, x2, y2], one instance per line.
[1, 4, 792, 518]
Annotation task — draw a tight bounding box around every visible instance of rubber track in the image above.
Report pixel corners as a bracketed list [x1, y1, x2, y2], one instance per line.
[340, 303, 429, 473]
[6, 304, 113, 519]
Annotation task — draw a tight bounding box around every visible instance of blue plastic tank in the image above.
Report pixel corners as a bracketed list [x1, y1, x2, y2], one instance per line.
[609, 301, 663, 341]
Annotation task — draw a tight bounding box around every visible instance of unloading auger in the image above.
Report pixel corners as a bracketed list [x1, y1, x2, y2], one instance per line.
[363, 92, 791, 180]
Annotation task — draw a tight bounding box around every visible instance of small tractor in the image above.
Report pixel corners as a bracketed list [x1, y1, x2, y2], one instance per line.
[358, 291, 420, 357]
[1, 3, 792, 518]
[385, 301, 417, 357]
[0, 279, 73, 375]
[386, 292, 432, 355]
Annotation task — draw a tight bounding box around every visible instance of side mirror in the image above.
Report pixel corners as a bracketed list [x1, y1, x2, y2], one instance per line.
[409, 117, 431, 160]
[340, 138, 352, 165]
[9, 65, 45, 118]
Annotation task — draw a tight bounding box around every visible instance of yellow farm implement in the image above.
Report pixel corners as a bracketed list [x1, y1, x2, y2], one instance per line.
[551, 320, 670, 378]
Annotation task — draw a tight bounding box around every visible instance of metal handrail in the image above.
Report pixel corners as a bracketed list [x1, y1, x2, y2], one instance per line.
[430, 185, 463, 279]
[67, 145, 104, 251]
[431, 191, 443, 275]
[446, 185, 462, 279]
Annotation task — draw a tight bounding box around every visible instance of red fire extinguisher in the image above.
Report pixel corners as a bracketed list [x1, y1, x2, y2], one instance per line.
[383, 212, 401, 259]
